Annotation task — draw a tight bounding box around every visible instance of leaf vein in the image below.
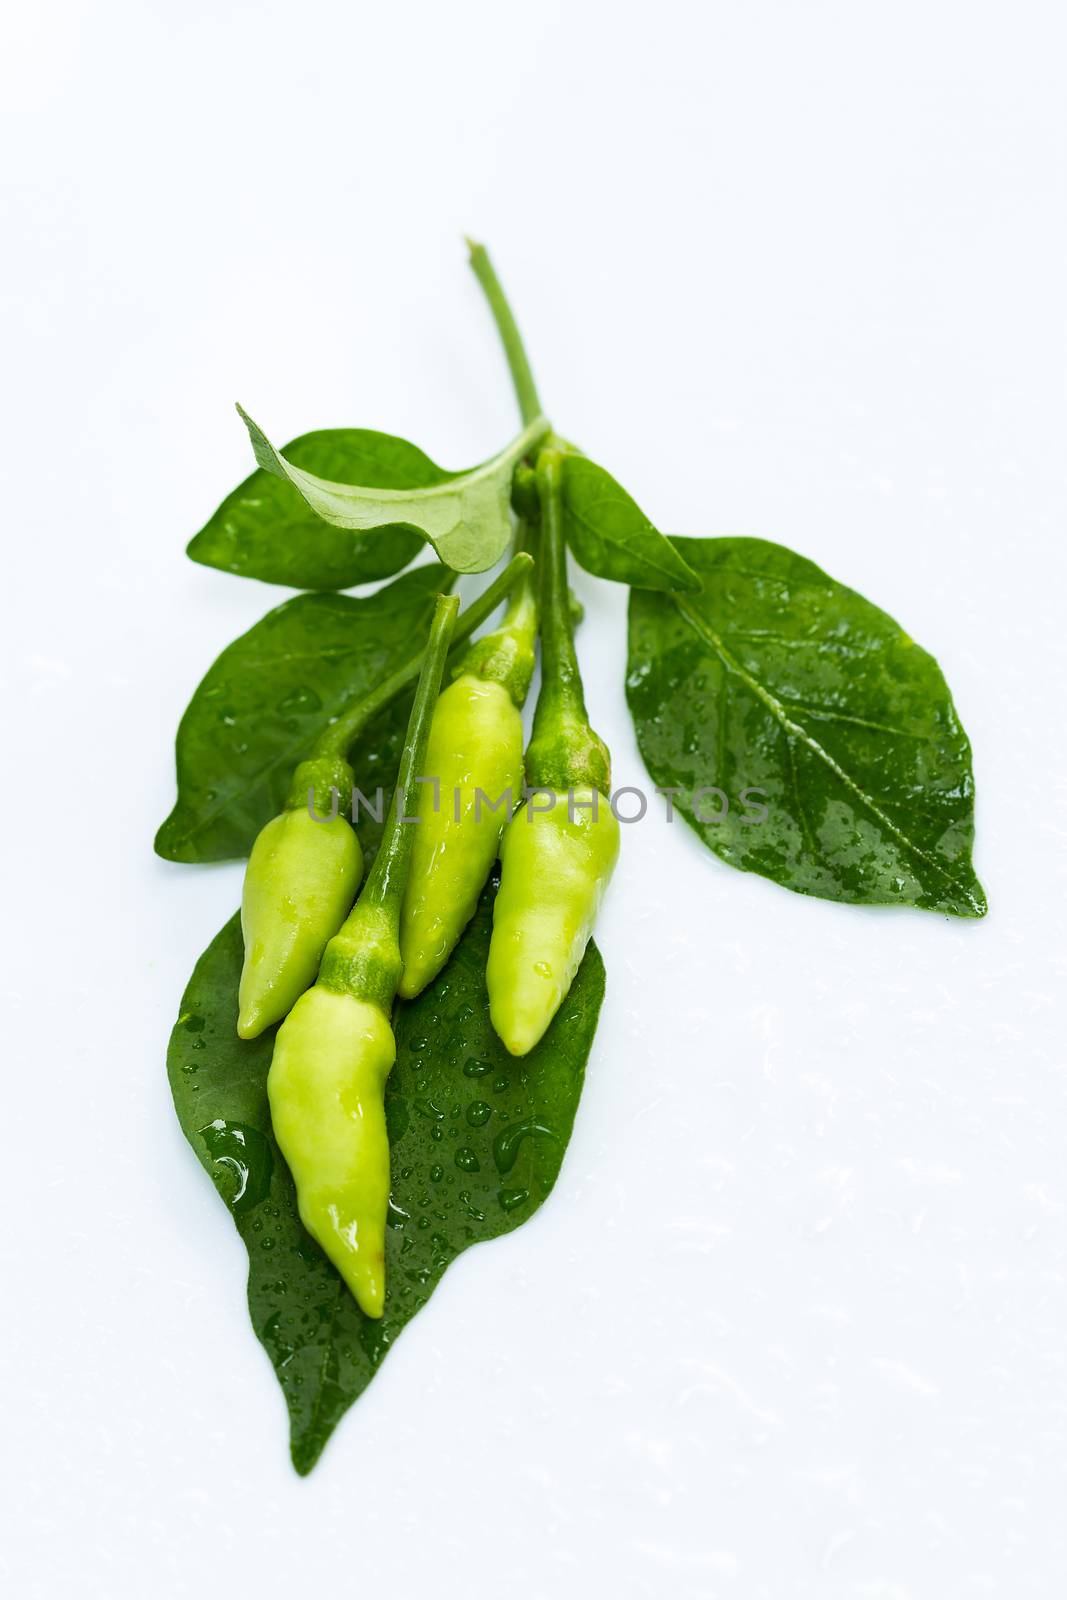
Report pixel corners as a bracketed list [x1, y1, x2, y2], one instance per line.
[673, 597, 970, 896]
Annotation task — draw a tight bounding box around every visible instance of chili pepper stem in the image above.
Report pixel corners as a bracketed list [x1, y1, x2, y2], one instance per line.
[525, 449, 611, 795]
[452, 521, 539, 706]
[361, 593, 460, 918]
[306, 553, 532, 775]
[317, 592, 460, 1011]
[466, 239, 544, 429]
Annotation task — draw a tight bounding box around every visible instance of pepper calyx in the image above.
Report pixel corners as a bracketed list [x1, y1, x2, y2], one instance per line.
[524, 715, 611, 796]
[286, 754, 355, 816]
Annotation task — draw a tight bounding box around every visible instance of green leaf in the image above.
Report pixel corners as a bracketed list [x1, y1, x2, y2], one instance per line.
[561, 453, 700, 592]
[627, 536, 986, 916]
[187, 429, 448, 589]
[155, 564, 449, 864]
[167, 883, 605, 1474]
[239, 407, 548, 574]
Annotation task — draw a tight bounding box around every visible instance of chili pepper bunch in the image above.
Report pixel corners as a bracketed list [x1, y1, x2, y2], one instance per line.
[182, 246, 626, 1320]
[241, 451, 618, 1317]
[160, 244, 984, 1465]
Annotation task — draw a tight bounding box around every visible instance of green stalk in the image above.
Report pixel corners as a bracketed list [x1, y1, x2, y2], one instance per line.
[454, 520, 540, 706]
[499, 520, 539, 637]
[466, 239, 544, 428]
[310, 554, 532, 765]
[525, 450, 611, 795]
[319, 593, 459, 1010]
[534, 454, 584, 725]
[359, 593, 459, 918]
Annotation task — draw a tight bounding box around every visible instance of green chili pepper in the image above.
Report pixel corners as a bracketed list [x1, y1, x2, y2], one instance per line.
[268, 592, 459, 1318]
[487, 450, 620, 1056]
[236, 555, 532, 1039]
[397, 535, 537, 999]
[237, 784, 363, 1040]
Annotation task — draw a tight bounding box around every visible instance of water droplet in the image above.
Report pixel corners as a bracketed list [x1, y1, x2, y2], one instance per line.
[492, 1119, 559, 1175]
[466, 1100, 491, 1127]
[429, 1163, 444, 1182]
[498, 1187, 529, 1212]
[534, 961, 552, 979]
[457, 1189, 486, 1222]
[463, 1057, 494, 1078]
[454, 1147, 480, 1173]
[199, 1119, 272, 1214]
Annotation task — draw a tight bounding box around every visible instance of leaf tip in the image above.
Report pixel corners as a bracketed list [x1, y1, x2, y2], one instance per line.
[152, 820, 180, 862]
[235, 405, 282, 478]
[964, 881, 989, 918]
[290, 1430, 325, 1477]
[185, 527, 208, 566]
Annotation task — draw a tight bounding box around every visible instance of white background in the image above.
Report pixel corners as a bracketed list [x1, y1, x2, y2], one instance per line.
[2, 3, 1065, 1596]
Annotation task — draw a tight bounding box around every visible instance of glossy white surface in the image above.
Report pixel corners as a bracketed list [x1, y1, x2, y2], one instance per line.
[3, 3, 1065, 1595]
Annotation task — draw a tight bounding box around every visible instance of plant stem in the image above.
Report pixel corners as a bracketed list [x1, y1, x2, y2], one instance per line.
[360, 593, 459, 919]
[524, 449, 610, 794]
[452, 520, 540, 706]
[466, 239, 544, 428]
[500, 520, 539, 642]
[533, 450, 586, 728]
[314, 554, 532, 760]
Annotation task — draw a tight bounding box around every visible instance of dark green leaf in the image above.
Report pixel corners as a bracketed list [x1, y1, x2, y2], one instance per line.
[155, 564, 449, 864]
[187, 429, 447, 589]
[167, 883, 605, 1474]
[239, 408, 548, 574]
[561, 453, 700, 592]
[627, 536, 986, 916]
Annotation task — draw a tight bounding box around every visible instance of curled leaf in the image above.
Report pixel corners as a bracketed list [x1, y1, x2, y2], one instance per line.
[239, 406, 549, 574]
[187, 429, 455, 589]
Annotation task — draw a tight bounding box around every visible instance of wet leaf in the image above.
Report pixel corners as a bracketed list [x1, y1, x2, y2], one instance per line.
[561, 453, 699, 592]
[167, 885, 605, 1473]
[155, 564, 448, 863]
[627, 536, 985, 916]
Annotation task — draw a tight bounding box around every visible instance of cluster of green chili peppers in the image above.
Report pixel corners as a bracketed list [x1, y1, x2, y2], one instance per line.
[238, 448, 619, 1318]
